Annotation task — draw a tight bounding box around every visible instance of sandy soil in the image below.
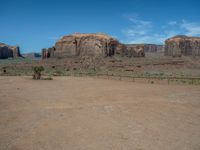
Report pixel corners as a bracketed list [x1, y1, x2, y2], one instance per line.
[0, 76, 200, 150]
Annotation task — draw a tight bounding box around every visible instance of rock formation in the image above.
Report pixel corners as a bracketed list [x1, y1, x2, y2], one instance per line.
[0, 43, 21, 59]
[125, 44, 164, 57]
[165, 35, 200, 57]
[42, 33, 147, 59]
[42, 47, 56, 59]
[125, 44, 145, 57]
[142, 44, 164, 53]
[42, 33, 125, 59]
[22, 53, 41, 58]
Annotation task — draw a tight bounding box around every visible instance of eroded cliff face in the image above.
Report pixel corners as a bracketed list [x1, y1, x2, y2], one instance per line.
[0, 43, 21, 59]
[125, 44, 145, 57]
[42, 33, 124, 59]
[165, 35, 200, 57]
[42, 33, 148, 59]
[142, 44, 164, 53]
[125, 44, 164, 57]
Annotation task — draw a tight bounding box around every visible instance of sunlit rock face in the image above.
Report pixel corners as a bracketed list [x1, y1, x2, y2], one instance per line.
[0, 43, 21, 59]
[125, 44, 145, 57]
[142, 44, 164, 53]
[125, 44, 164, 57]
[165, 35, 200, 57]
[42, 33, 125, 59]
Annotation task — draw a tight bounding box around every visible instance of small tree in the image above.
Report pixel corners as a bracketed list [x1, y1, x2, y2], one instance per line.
[33, 66, 44, 80]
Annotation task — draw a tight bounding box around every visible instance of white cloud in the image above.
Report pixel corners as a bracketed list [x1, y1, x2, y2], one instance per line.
[122, 16, 152, 39]
[181, 20, 200, 36]
[128, 17, 152, 26]
[121, 15, 200, 44]
[168, 21, 177, 26]
[122, 15, 167, 44]
[111, 35, 118, 39]
[124, 33, 174, 44]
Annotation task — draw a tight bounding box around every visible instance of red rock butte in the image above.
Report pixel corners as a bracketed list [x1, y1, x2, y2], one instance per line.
[0, 43, 21, 59]
[165, 35, 200, 56]
[42, 33, 145, 59]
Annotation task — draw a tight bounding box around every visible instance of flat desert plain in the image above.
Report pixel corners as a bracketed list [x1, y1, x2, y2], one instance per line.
[0, 76, 200, 150]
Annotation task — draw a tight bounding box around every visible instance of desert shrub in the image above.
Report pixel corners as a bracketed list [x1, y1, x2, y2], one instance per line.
[144, 72, 150, 77]
[2, 67, 7, 73]
[181, 80, 187, 84]
[32, 66, 44, 80]
[41, 76, 53, 80]
[53, 70, 64, 76]
[159, 72, 164, 76]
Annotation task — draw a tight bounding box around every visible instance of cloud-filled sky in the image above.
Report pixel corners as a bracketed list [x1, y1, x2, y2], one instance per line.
[0, 0, 200, 53]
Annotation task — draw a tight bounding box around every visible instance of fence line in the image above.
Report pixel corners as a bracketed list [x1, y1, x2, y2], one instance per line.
[74, 72, 200, 84]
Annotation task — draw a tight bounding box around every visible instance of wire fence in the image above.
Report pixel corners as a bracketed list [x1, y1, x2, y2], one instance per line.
[73, 72, 200, 85]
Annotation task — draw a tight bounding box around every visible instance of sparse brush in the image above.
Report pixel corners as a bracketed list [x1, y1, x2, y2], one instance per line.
[32, 66, 44, 80]
[53, 70, 64, 76]
[41, 76, 53, 80]
[2, 67, 7, 73]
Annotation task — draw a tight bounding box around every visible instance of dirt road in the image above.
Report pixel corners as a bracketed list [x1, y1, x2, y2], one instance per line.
[0, 76, 200, 150]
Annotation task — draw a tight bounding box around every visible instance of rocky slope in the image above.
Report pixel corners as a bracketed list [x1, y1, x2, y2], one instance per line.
[143, 44, 164, 53]
[0, 43, 21, 59]
[165, 35, 200, 57]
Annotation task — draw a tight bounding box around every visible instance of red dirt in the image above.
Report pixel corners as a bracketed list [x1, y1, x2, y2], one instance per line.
[0, 76, 200, 150]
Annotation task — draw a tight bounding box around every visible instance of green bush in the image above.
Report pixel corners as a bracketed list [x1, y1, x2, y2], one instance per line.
[32, 66, 44, 80]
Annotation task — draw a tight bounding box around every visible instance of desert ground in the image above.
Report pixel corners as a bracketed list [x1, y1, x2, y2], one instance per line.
[0, 76, 200, 150]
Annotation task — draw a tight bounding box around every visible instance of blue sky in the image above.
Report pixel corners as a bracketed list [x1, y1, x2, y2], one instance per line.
[0, 0, 200, 53]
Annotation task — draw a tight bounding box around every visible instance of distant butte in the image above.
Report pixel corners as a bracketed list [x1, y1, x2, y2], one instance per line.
[165, 35, 200, 57]
[0, 43, 22, 59]
[41, 33, 146, 59]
